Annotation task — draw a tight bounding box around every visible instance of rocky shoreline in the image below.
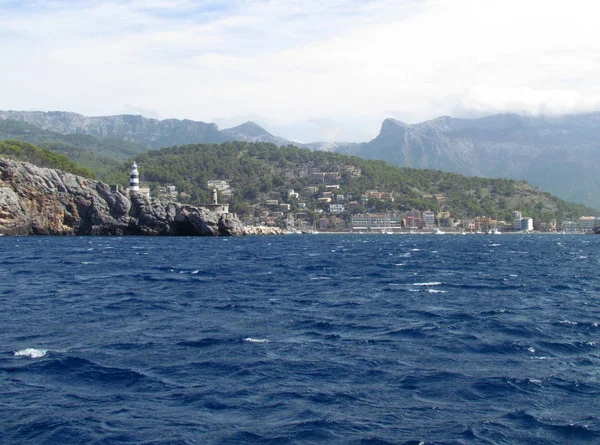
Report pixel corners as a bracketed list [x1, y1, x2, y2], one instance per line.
[0, 158, 254, 236]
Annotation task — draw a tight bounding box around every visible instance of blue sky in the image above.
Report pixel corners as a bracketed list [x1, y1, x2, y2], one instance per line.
[1, 0, 599, 142]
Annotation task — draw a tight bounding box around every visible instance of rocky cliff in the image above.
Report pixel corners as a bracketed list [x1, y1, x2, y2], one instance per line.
[0, 158, 244, 236]
[337, 113, 600, 209]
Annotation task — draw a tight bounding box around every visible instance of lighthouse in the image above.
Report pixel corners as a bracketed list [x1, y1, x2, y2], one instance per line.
[129, 162, 140, 193]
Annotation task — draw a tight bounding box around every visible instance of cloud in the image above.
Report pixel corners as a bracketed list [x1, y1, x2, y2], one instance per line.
[1, 0, 599, 141]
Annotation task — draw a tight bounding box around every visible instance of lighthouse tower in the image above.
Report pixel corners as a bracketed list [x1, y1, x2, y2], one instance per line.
[129, 162, 140, 193]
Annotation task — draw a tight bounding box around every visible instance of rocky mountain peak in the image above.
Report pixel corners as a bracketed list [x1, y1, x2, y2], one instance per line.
[226, 121, 272, 138]
[379, 118, 409, 137]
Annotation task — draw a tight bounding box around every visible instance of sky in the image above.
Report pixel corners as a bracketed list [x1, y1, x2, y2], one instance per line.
[1, 0, 600, 142]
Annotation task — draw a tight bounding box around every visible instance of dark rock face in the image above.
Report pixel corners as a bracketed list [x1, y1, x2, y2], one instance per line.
[0, 158, 244, 236]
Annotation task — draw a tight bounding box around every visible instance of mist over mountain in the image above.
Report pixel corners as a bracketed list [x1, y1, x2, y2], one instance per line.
[1, 110, 599, 209]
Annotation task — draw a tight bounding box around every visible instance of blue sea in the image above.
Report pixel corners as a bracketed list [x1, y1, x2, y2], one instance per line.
[1, 234, 599, 444]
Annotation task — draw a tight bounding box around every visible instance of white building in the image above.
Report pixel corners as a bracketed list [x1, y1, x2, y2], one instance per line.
[512, 211, 524, 230]
[520, 218, 534, 231]
[207, 180, 229, 191]
[329, 204, 345, 213]
[423, 210, 435, 229]
[578, 216, 600, 232]
[351, 213, 402, 230]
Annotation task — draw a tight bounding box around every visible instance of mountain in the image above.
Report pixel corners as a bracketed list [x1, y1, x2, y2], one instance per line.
[0, 111, 294, 150]
[0, 118, 147, 179]
[336, 113, 600, 209]
[216, 121, 292, 145]
[3, 109, 600, 209]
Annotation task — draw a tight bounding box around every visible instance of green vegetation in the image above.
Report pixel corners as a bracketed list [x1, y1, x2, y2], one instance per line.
[0, 140, 96, 178]
[103, 141, 595, 224]
[1, 133, 593, 226]
[0, 119, 145, 174]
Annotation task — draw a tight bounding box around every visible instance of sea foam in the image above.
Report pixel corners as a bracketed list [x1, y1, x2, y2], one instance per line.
[244, 338, 269, 343]
[14, 348, 47, 358]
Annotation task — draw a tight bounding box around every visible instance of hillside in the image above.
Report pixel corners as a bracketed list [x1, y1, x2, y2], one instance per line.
[0, 119, 143, 177]
[0, 140, 95, 178]
[104, 141, 595, 227]
[335, 113, 600, 210]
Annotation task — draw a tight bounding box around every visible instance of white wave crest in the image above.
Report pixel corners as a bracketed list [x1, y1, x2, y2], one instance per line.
[412, 282, 442, 286]
[244, 338, 269, 343]
[14, 348, 47, 358]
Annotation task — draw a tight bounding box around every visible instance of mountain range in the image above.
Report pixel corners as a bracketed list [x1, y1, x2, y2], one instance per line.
[0, 111, 291, 150]
[338, 113, 600, 210]
[1, 110, 599, 209]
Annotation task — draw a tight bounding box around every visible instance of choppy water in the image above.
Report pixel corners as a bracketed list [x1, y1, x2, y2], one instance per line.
[1, 234, 599, 444]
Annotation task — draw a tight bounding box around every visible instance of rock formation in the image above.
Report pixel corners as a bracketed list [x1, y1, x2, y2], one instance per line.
[242, 226, 286, 236]
[0, 158, 245, 236]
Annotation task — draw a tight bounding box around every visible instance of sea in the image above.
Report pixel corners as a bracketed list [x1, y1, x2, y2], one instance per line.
[1, 234, 599, 445]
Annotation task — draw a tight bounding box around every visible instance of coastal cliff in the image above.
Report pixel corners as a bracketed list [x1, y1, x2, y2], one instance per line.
[0, 158, 244, 236]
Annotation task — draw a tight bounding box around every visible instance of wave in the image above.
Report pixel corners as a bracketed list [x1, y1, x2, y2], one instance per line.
[244, 338, 269, 343]
[14, 348, 47, 358]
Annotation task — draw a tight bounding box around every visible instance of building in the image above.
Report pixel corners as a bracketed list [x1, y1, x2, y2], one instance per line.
[351, 213, 402, 230]
[520, 218, 534, 231]
[577, 216, 600, 232]
[381, 192, 394, 202]
[129, 162, 139, 192]
[405, 210, 422, 229]
[201, 189, 229, 215]
[423, 211, 435, 229]
[342, 165, 362, 177]
[207, 179, 229, 190]
[329, 204, 345, 213]
[512, 211, 523, 231]
[126, 162, 151, 198]
[285, 214, 295, 231]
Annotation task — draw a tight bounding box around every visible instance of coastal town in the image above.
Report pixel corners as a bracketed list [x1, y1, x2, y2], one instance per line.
[143, 162, 597, 234]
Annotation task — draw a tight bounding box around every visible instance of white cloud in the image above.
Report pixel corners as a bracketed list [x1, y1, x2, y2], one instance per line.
[1, 0, 600, 141]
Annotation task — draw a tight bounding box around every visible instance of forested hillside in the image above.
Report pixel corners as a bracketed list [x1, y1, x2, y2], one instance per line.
[0, 119, 144, 175]
[0, 140, 95, 178]
[103, 141, 595, 224]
